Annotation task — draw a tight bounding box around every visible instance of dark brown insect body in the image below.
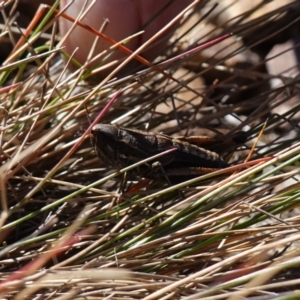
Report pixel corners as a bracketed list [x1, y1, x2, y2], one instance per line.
[91, 124, 245, 181]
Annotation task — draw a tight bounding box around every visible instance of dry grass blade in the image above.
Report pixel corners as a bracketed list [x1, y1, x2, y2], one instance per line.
[1, 0, 300, 299]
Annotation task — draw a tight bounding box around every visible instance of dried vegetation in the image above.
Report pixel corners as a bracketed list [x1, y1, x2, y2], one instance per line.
[1, 0, 300, 299]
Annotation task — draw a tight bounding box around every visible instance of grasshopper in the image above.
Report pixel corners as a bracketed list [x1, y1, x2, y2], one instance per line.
[91, 124, 246, 182]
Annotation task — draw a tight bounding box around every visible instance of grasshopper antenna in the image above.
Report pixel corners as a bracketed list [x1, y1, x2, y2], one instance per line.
[85, 104, 92, 126]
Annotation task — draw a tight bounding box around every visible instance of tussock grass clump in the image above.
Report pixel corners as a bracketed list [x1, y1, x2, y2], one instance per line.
[1, 1, 300, 299]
